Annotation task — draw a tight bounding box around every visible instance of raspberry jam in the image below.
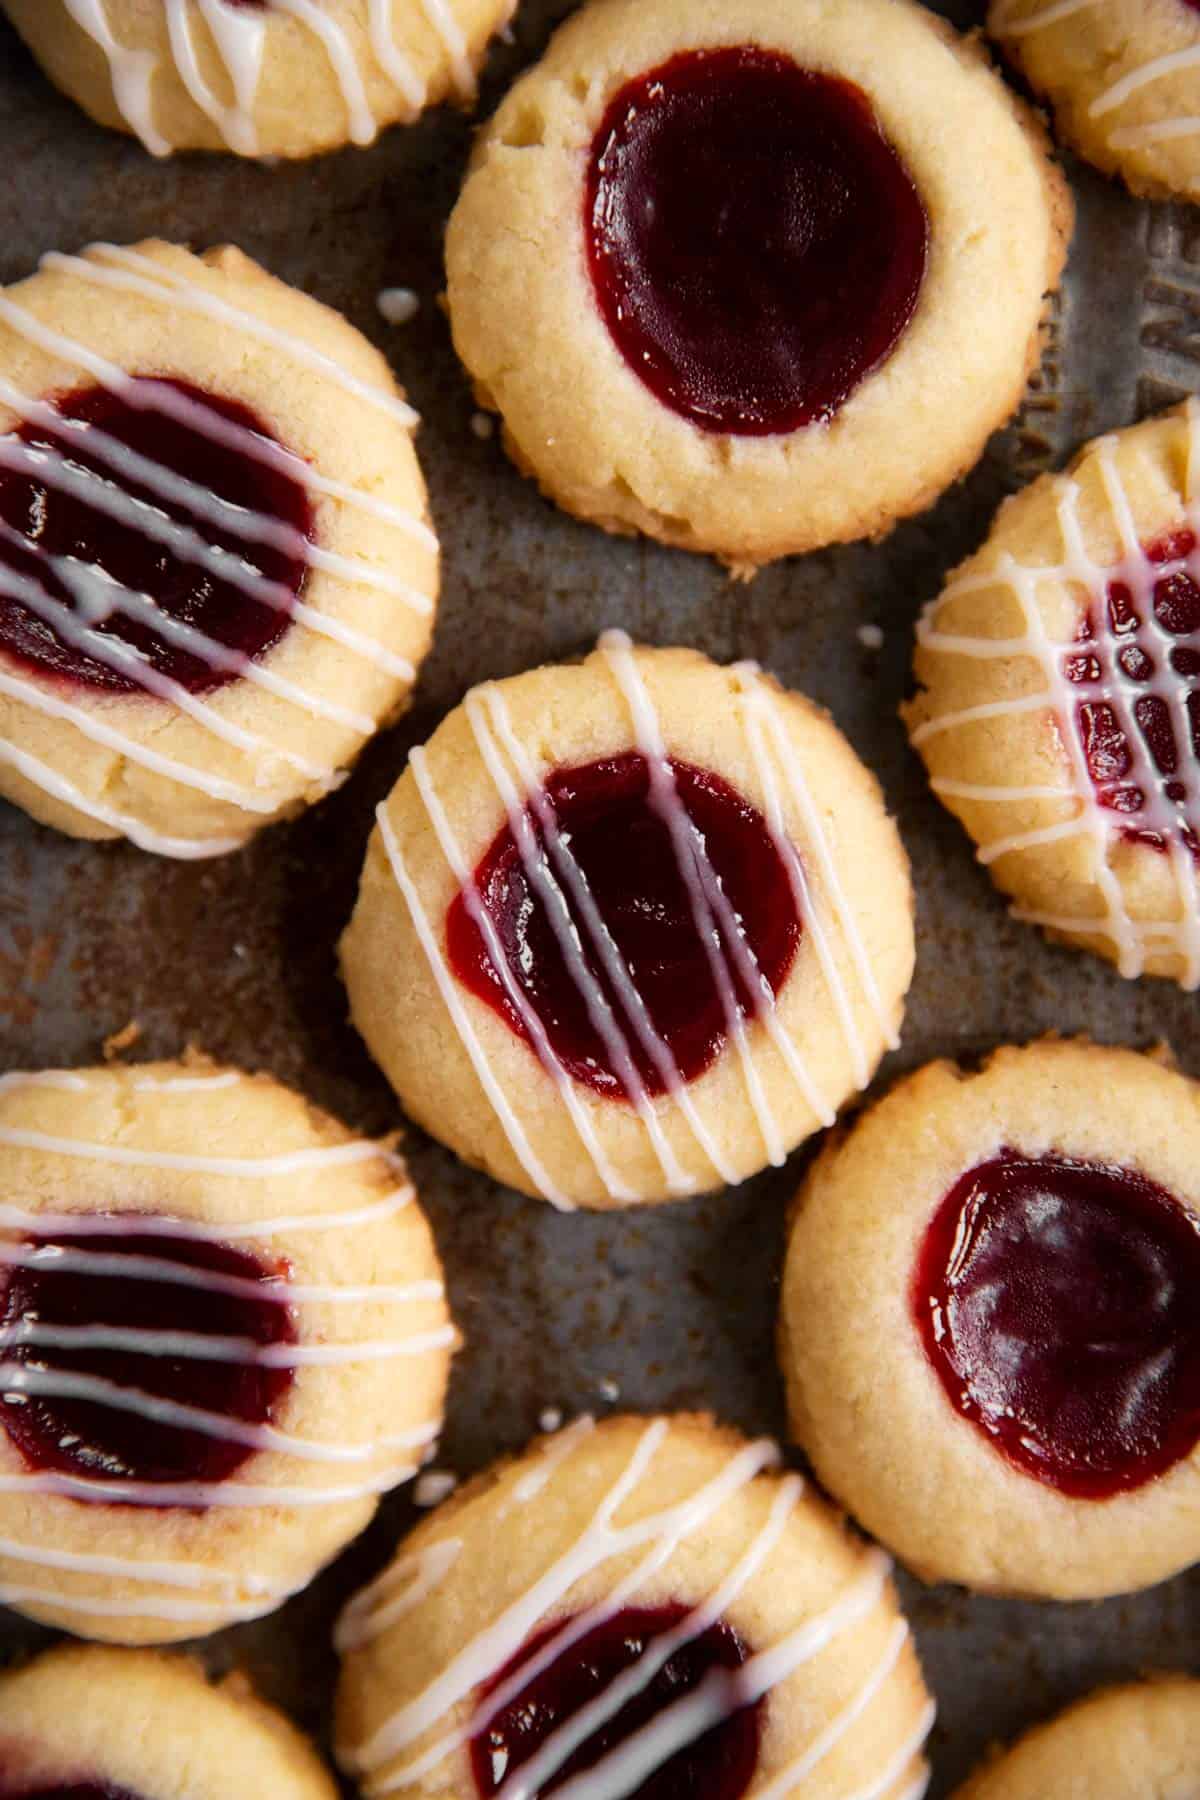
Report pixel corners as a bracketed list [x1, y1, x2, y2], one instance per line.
[585, 48, 928, 436]
[0, 1217, 297, 1497]
[1065, 528, 1200, 856]
[914, 1152, 1200, 1498]
[470, 1606, 759, 1800]
[446, 754, 801, 1098]
[0, 379, 312, 694]
[0, 1787, 142, 1799]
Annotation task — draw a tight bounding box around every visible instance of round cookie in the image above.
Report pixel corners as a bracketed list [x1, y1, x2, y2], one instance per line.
[990, 0, 1200, 202]
[905, 402, 1200, 990]
[0, 1642, 337, 1799]
[340, 632, 914, 1210]
[954, 1678, 1200, 1799]
[335, 1413, 934, 1800]
[444, 0, 1071, 571]
[0, 0, 516, 159]
[0, 238, 438, 859]
[0, 1056, 455, 1644]
[779, 1038, 1200, 1601]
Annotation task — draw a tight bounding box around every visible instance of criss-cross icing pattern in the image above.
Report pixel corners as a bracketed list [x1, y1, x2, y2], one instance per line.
[336, 1419, 934, 1800]
[913, 405, 1200, 986]
[375, 633, 897, 1209]
[0, 243, 434, 857]
[991, 0, 1200, 181]
[0, 1068, 453, 1628]
[60, 0, 479, 155]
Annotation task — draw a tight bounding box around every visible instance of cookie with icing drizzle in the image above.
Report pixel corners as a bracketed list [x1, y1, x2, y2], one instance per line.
[0, 0, 516, 159]
[990, 0, 1200, 200]
[0, 1641, 337, 1799]
[444, 0, 1071, 570]
[906, 402, 1200, 988]
[954, 1677, 1200, 1798]
[0, 1056, 455, 1644]
[780, 1039, 1200, 1600]
[340, 633, 914, 1210]
[0, 239, 438, 860]
[334, 1413, 934, 1800]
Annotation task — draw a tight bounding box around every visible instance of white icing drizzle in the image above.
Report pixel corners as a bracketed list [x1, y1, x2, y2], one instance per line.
[0, 1078, 450, 1627]
[338, 1421, 931, 1800]
[994, 0, 1200, 165]
[913, 403, 1200, 986]
[377, 634, 885, 1205]
[61, 0, 479, 157]
[0, 244, 435, 854]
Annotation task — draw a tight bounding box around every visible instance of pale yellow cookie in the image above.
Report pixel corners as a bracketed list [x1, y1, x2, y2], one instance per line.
[445, 0, 1071, 570]
[905, 402, 1200, 989]
[990, 0, 1200, 201]
[335, 1414, 933, 1800]
[0, 239, 438, 859]
[340, 635, 914, 1210]
[779, 1039, 1200, 1600]
[0, 0, 516, 158]
[0, 1642, 337, 1799]
[0, 1056, 454, 1644]
[955, 1678, 1200, 1799]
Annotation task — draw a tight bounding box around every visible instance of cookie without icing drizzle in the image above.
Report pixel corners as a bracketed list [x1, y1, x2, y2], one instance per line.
[446, 0, 1071, 566]
[0, 240, 438, 859]
[0, 1643, 339, 1800]
[780, 1040, 1200, 1600]
[0, 0, 516, 158]
[914, 1152, 1200, 1499]
[341, 636, 914, 1209]
[334, 1414, 934, 1800]
[906, 402, 1200, 989]
[0, 1059, 453, 1644]
[585, 48, 928, 437]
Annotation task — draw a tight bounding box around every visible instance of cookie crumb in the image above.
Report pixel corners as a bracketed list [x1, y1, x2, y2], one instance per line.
[377, 287, 420, 327]
[539, 1407, 563, 1433]
[857, 623, 884, 651]
[471, 411, 496, 440]
[597, 1378, 620, 1403]
[102, 1020, 141, 1060]
[413, 1469, 458, 1508]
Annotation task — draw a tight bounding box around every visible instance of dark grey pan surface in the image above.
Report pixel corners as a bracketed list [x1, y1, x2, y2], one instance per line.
[0, 4, 1197, 1791]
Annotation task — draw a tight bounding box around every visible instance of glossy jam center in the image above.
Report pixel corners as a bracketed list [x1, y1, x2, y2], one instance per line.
[0, 1215, 297, 1496]
[0, 379, 312, 695]
[470, 1606, 759, 1800]
[446, 753, 801, 1099]
[1065, 528, 1200, 857]
[914, 1152, 1200, 1498]
[585, 47, 929, 436]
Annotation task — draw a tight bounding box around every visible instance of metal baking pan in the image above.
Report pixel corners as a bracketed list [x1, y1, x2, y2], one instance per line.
[0, 2, 1197, 1792]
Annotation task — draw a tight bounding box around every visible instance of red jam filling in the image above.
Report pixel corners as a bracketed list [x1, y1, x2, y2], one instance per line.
[585, 47, 929, 437]
[1065, 528, 1200, 857]
[445, 753, 801, 1099]
[0, 1787, 142, 1799]
[0, 1216, 297, 1497]
[914, 1152, 1200, 1499]
[0, 379, 312, 695]
[470, 1606, 759, 1800]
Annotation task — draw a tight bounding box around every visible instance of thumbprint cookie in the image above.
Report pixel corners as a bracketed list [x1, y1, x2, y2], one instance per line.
[0, 0, 516, 159]
[340, 633, 914, 1210]
[906, 402, 1200, 989]
[0, 1057, 454, 1644]
[0, 1642, 337, 1799]
[444, 0, 1071, 571]
[0, 239, 438, 859]
[990, 0, 1200, 201]
[954, 1678, 1200, 1799]
[779, 1039, 1200, 1600]
[334, 1413, 934, 1800]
